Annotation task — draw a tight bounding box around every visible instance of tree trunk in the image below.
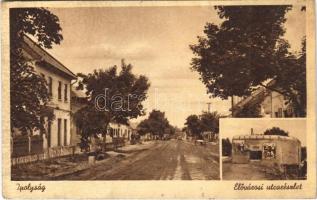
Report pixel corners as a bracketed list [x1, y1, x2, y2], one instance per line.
[102, 123, 108, 152]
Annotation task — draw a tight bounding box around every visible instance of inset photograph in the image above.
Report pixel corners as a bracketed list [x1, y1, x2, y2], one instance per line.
[221, 119, 306, 180]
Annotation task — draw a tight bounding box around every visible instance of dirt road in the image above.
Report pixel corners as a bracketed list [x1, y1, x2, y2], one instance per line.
[222, 162, 284, 180]
[60, 139, 219, 180]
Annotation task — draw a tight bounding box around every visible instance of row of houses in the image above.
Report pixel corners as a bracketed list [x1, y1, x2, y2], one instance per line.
[11, 35, 135, 160]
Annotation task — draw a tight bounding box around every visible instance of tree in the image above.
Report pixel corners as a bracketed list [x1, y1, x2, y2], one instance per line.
[222, 138, 232, 156]
[235, 102, 262, 118]
[137, 110, 172, 138]
[184, 115, 202, 139]
[137, 119, 150, 136]
[74, 60, 150, 150]
[263, 127, 289, 136]
[190, 6, 306, 117]
[199, 111, 221, 133]
[10, 8, 62, 135]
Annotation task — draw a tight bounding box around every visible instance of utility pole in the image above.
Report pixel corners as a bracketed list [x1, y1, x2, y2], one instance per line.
[231, 95, 234, 116]
[206, 102, 211, 113]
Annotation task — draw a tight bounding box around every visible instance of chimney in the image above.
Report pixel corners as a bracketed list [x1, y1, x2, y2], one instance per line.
[251, 128, 254, 135]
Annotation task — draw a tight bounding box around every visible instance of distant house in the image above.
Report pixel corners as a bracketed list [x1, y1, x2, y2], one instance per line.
[13, 35, 77, 155]
[70, 88, 134, 147]
[231, 81, 296, 118]
[107, 123, 133, 141]
[202, 131, 218, 142]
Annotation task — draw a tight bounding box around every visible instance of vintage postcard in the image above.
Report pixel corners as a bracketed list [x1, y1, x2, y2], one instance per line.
[1, 0, 316, 199]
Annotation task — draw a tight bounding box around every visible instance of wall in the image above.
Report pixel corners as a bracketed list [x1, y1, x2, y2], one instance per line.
[48, 109, 71, 147]
[35, 64, 72, 148]
[70, 96, 86, 146]
[260, 91, 295, 118]
[19, 44, 73, 149]
[232, 138, 301, 167]
[34, 63, 71, 111]
[109, 123, 132, 140]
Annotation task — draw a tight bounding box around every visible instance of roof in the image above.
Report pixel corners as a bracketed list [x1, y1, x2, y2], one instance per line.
[232, 134, 300, 142]
[231, 80, 276, 114]
[22, 35, 77, 79]
[71, 89, 87, 98]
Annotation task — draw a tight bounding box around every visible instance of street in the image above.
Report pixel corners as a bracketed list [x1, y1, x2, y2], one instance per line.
[222, 162, 284, 180]
[58, 139, 219, 180]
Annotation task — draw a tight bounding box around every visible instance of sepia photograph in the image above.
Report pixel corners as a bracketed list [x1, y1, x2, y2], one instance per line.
[221, 118, 307, 180]
[10, 6, 226, 181]
[2, 0, 315, 198]
[9, 4, 306, 181]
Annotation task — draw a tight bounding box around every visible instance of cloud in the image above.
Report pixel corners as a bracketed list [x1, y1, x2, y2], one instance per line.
[55, 41, 157, 62]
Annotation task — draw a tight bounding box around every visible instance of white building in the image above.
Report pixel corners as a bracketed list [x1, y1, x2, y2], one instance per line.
[231, 81, 296, 118]
[20, 35, 77, 148]
[108, 123, 132, 141]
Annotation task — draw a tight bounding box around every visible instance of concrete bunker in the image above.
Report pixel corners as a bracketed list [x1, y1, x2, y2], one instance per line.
[232, 134, 301, 169]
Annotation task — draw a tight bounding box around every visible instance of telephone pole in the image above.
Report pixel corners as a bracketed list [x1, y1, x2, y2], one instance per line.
[206, 102, 211, 113]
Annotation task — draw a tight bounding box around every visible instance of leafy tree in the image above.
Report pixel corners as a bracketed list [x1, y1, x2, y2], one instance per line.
[222, 138, 232, 156]
[263, 127, 289, 136]
[184, 112, 221, 140]
[184, 115, 202, 139]
[200, 111, 221, 133]
[10, 8, 62, 135]
[137, 119, 150, 136]
[235, 102, 262, 118]
[74, 60, 150, 150]
[190, 6, 306, 117]
[137, 110, 172, 138]
[181, 127, 187, 132]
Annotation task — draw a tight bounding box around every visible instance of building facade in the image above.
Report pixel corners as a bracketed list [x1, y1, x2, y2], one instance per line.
[108, 123, 133, 141]
[231, 83, 296, 118]
[232, 134, 301, 169]
[70, 89, 87, 146]
[20, 35, 77, 149]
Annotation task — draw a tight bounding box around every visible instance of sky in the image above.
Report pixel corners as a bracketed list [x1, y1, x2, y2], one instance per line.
[220, 118, 306, 146]
[47, 6, 306, 127]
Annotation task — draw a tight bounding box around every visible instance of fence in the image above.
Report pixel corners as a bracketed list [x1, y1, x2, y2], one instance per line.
[12, 138, 126, 166]
[11, 145, 80, 166]
[11, 136, 43, 157]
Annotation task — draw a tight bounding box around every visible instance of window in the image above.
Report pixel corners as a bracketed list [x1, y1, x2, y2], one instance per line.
[263, 143, 276, 159]
[58, 81, 62, 100]
[250, 151, 262, 160]
[57, 118, 62, 146]
[48, 77, 53, 97]
[64, 84, 68, 102]
[64, 119, 67, 146]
